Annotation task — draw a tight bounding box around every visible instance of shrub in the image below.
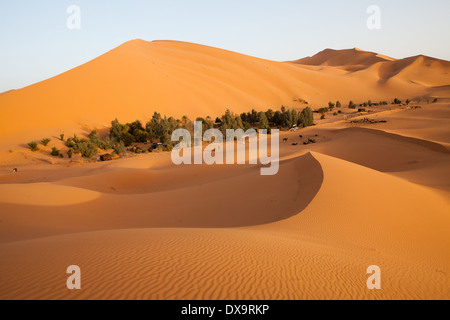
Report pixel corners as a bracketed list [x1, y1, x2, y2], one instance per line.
[65, 137, 76, 148]
[328, 101, 335, 109]
[406, 99, 410, 105]
[78, 141, 98, 159]
[299, 107, 314, 127]
[114, 141, 127, 156]
[433, 98, 438, 103]
[28, 141, 39, 152]
[50, 147, 61, 157]
[68, 148, 74, 159]
[219, 109, 246, 136]
[102, 136, 117, 150]
[60, 134, 65, 141]
[88, 130, 99, 140]
[320, 114, 325, 120]
[338, 110, 342, 114]
[41, 138, 51, 146]
[318, 107, 328, 115]
[72, 134, 80, 144]
[88, 130, 104, 148]
[393, 98, 402, 104]
[348, 101, 356, 109]
[133, 129, 149, 143]
[333, 112, 338, 116]
[336, 101, 342, 108]
[258, 111, 269, 129]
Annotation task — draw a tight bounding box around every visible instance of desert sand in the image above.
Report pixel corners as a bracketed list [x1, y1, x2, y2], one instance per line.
[0, 40, 449, 299]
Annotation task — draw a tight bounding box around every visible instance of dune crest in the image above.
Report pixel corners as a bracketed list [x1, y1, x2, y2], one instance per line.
[0, 183, 100, 206]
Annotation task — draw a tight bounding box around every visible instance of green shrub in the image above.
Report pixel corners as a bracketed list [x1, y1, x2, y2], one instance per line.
[433, 98, 438, 103]
[78, 141, 98, 159]
[258, 111, 269, 129]
[114, 141, 127, 156]
[393, 98, 402, 104]
[28, 141, 39, 152]
[65, 137, 75, 148]
[348, 101, 356, 109]
[318, 107, 328, 114]
[68, 148, 74, 159]
[299, 107, 314, 127]
[88, 130, 104, 148]
[336, 101, 342, 108]
[50, 147, 61, 157]
[60, 134, 65, 141]
[41, 138, 51, 146]
[333, 112, 338, 116]
[88, 130, 98, 139]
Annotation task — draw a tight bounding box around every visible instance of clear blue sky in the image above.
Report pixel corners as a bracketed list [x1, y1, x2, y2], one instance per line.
[1, 0, 449, 92]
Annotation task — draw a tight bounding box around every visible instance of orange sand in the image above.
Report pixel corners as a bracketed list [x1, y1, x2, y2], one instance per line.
[0, 41, 449, 299]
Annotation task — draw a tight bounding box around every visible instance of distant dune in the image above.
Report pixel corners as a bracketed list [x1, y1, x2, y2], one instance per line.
[291, 48, 396, 71]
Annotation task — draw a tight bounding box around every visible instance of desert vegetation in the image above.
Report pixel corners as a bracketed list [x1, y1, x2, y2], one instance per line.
[21, 99, 420, 160]
[27, 141, 39, 152]
[41, 138, 51, 146]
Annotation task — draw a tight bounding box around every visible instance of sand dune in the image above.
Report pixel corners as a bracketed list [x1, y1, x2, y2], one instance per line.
[294, 48, 450, 87]
[1, 151, 448, 300]
[292, 48, 395, 72]
[1, 40, 449, 151]
[362, 55, 450, 87]
[0, 183, 99, 206]
[0, 153, 322, 243]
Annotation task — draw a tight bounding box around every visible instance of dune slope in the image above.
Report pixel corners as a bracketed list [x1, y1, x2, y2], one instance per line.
[0, 152, 448, 300]
[1, 40, 449, 148]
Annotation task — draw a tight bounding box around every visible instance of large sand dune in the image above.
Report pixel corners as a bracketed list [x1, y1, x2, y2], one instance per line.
[1, 40, 449, 148]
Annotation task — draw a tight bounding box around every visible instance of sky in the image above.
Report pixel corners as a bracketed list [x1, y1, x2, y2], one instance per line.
[0, 0, 449, 92]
